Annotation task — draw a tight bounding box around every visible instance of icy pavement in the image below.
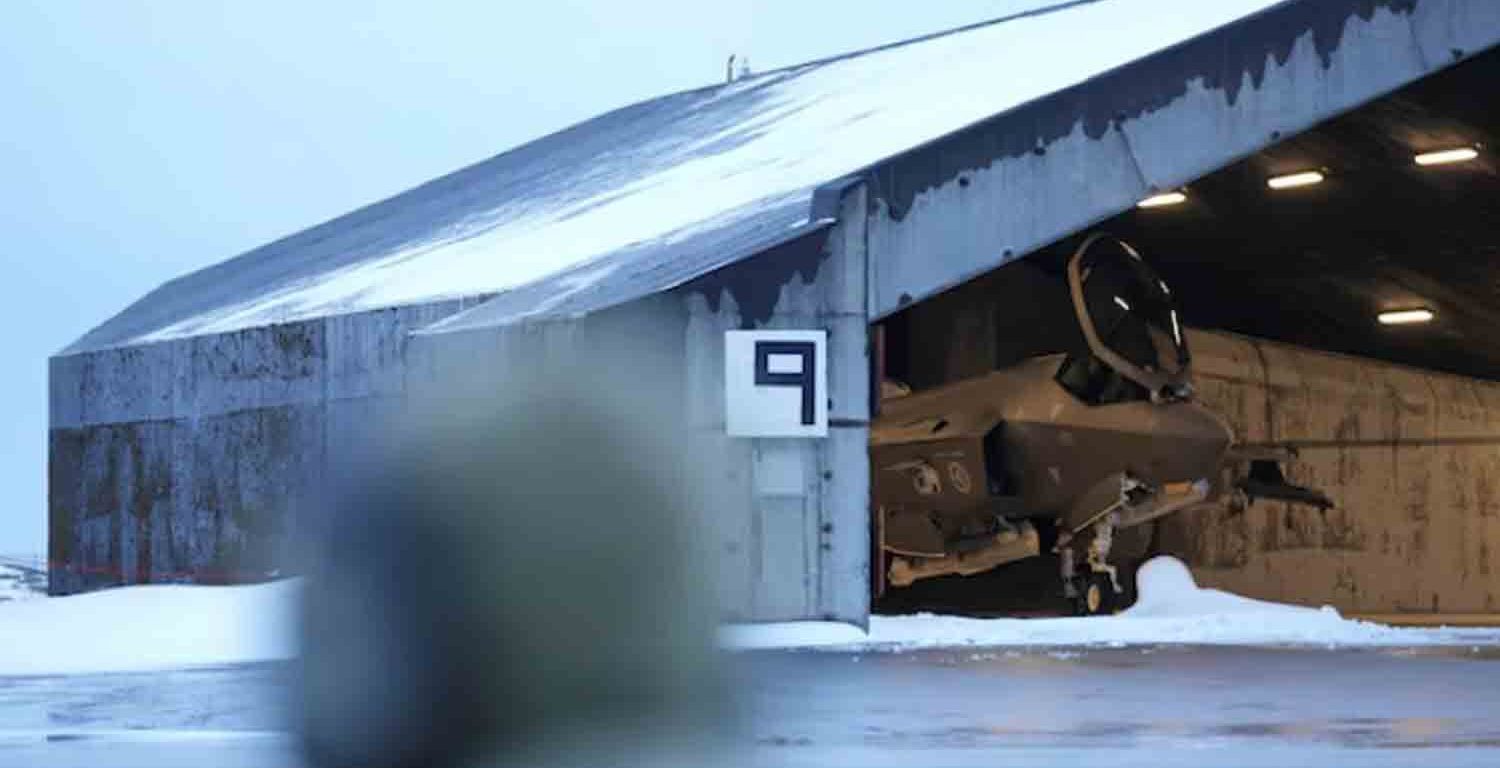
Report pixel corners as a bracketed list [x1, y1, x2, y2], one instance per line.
[0, 663, 298, 768]
[737, 644, 1500, 767]
[0, 663, 289, 733]
[723, 557, 1500, 651]
[3, 648, 1500, 767]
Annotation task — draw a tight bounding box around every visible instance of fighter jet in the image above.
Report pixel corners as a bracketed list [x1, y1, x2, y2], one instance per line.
[871, 233, 1330, 615]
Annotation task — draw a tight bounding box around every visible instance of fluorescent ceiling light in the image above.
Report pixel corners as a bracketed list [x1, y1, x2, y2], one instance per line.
[1267, 171, 1324, 190]
[1137, 191, 1187, 208]
[1377, 308, 1434, 326]
[1414, 147, 1479, 166]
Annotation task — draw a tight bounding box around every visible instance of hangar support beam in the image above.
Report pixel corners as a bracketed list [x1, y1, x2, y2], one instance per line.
[820, 183, 873, 626]
[682, 184, 871, 627]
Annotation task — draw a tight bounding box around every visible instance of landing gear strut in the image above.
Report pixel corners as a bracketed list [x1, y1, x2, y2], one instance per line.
[1061, 515, 1123, 616]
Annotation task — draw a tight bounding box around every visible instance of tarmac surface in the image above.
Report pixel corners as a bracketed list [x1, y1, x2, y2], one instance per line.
[3, 646, 1500, 766]
[737, 644, 1500, 766]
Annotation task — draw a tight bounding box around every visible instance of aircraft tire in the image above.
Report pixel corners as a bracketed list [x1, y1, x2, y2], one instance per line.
[1072, 571, 1119, 616]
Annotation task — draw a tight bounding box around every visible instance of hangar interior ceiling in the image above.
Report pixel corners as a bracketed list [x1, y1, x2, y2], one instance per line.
[1024, 46, 1500, 381]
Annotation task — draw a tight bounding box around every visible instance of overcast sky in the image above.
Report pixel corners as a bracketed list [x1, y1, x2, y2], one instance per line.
[0, 1, 1052, 556]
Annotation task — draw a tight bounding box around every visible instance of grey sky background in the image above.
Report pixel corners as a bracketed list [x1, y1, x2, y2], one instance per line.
[0, 1, 1049, 556]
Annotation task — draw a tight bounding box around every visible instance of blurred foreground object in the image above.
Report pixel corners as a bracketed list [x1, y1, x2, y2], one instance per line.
[297, 368, 730, 768]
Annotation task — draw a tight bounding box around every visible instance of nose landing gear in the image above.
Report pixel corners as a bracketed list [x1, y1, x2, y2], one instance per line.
[1078, 570, 1119, 616]
[1060, 518, 1124, 616]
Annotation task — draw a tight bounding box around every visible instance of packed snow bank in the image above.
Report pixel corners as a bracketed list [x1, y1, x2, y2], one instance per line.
[1123, 556, 1331, 618]
[721, 557, 1500, 652]
[0, 580, 298, 677]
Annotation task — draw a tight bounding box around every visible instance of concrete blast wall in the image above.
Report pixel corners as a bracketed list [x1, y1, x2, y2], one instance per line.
[1171, 330, 1500, 615]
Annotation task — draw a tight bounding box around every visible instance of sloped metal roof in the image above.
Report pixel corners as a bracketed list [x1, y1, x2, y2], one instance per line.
[65, 0, 1298, 353]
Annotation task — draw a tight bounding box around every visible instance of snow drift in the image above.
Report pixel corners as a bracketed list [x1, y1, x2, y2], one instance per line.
[0, 580, 298, 677]
[721, 557, 1500, 651]
[2, 556, 1497, 676]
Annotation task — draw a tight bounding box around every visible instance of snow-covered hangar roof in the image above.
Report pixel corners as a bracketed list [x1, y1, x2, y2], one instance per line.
[66, 0, 1497, 352]
[68, 0, 1292, 353]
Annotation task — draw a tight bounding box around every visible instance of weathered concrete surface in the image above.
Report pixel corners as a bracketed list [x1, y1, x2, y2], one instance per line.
[1166, 330, 1500, 614]
[47, 299, 486, 595]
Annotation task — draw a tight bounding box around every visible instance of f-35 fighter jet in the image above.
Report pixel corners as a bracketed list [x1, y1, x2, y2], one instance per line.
[872, 234, 1330, 615]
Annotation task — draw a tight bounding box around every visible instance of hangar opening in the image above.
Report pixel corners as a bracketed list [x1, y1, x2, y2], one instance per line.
[870, 45, 1500, 619]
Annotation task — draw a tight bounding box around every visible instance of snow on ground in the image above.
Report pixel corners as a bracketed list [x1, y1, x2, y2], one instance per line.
[0, 563, 45, 603]
[721, 557, 1500, 652]
[4, 556, 1498, 677]
[0, 580, 298, 677]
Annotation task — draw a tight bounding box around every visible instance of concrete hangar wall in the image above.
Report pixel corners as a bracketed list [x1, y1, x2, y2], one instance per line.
[49, 0, 1500, 624]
